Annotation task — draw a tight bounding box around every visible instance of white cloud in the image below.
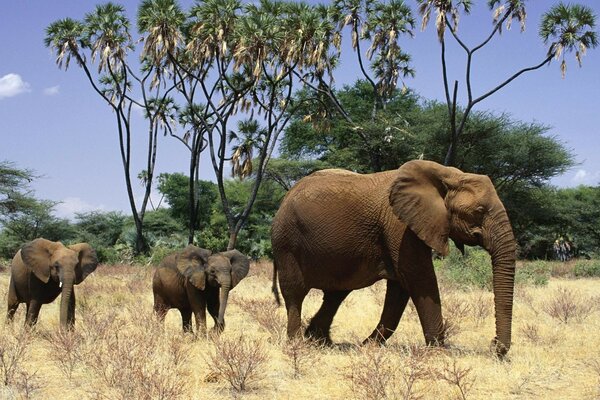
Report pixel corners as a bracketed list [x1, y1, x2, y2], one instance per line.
[54, 197, 106, 220]
[0, 73, 31, 99]
[43, 85, 60, 96]
[572, 169, 588, 183]
[571, 169, 600, 185]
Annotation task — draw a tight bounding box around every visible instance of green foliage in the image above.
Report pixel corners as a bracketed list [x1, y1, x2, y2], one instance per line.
[436, 247, 554, 289]
[281, 81, 422, 172]
[157, 173, 217, 230]
[435, 247, 493, 290]
[573, 260, 600, 278]
[263, 158, 329, 191]
[515, 261, 551, 286]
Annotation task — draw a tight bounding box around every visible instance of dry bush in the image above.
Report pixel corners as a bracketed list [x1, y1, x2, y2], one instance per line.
[443, 294, 472, 322]
[247, 259, 274, 280]
[346, 343, 431, 400]
[441, 317, 461, 344]
[519, 323, 541, 345]
[0, 326, 41, 398]
[282, 336, 319, 379]
[346, 344, 397, 400]
[235, 297, 286, 342]
[207, 334, 269, 393]
[587, 359, 600, 396]
[81, 316, 188, 400]
[0, 326, 32, 386]
[41, 329, 84, 379]
[469, 293, 492, 326]
[435, 358, 475, 400]
[542, 286, 593, 323]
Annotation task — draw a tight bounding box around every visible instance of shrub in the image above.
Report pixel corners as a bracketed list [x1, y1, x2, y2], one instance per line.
[573, 260, 600, 278]
[207, 335, 269, 393]
[542, 286, 593, 323]
[436, 248, 492, 290]
[515, 261, 551, 286]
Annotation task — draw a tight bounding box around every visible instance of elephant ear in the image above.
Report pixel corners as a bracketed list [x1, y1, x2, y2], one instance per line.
[222, 249, 250, 288]
[389, 160, 461, 256]
[177, 245, 212, 290]
[68, 243, 99, 284]
[21, 238, 59, 283]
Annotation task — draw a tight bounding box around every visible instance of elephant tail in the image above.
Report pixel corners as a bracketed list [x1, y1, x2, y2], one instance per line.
[272, 260, 281, 307]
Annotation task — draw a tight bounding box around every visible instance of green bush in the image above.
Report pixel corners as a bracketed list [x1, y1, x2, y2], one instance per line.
[436, 247, 553, 290]
[573, 260, 600, 278]
[515, 261, 551, 286]
[435, 247, 493, 290]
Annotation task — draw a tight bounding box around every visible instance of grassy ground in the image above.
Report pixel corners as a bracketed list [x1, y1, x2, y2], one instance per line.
[0, 259, 598, 399]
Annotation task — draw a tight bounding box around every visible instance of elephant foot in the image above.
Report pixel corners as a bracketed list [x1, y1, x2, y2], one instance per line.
[362, 323, 392, 345]
[304, 325, 333, 346]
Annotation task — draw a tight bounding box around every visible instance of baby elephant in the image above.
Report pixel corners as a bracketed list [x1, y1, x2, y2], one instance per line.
[152, 245, 250, 336]
[7, 238, 98, 328]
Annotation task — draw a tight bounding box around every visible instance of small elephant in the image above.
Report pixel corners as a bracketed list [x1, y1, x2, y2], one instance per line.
[7, 238, 98, 328]
[152, 245, 250, 336]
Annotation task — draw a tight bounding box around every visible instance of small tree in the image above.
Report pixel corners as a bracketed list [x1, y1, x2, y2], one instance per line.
[416, 0, 598, 166]
[45, 4, 181, 254]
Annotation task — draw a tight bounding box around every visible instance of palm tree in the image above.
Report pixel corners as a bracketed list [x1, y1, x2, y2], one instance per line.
[229, 119, 265, 180]
[540, 2, 598, 78]
[44, 18, 87, 70]
[137, 0, 186, 76]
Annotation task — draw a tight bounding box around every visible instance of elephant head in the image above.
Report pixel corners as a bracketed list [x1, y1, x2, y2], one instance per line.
[20, 238, 98, 327]
[176, 244, 213, 290]
[390, 160, 516, 356]
[205, 250, 250, 327]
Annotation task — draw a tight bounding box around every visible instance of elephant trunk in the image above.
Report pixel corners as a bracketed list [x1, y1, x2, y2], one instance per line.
[485, 209, 516, 356]
[217, 273, 232, 332]
[59, 273, 75, 329]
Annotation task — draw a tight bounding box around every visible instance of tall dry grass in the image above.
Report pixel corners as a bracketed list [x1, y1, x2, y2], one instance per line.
[0, 261, 598, 399]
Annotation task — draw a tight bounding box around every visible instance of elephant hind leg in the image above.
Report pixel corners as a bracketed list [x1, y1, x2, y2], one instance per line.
[305, 290, 351, 344]
[6, 278, 19, 323]
[364, 280, 410, 344]
[276, 254, 309, 339]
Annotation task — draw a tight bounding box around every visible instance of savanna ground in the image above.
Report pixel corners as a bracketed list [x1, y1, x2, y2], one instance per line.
[0, 258, 599, 400]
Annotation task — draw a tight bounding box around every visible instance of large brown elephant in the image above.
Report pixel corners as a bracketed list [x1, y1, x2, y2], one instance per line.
[6, 238, 98, 328]
[271, 160, 516, 356]
[152, 245, 250, 336]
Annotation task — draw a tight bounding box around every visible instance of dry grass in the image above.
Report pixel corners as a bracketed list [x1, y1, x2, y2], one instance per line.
[0, 261, 599, 399]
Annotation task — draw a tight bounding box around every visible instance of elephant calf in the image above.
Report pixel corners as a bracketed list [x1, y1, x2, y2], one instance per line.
[152, 245, 250, 336]
[7, 238, 98, 328]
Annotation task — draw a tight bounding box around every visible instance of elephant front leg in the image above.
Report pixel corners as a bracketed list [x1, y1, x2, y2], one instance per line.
[25, 300, 42, 327]
[186, 285, 207, 338]
[180, 310, 193, 333]
[363, 280, 410, 344]
[408, 261, 444, 346]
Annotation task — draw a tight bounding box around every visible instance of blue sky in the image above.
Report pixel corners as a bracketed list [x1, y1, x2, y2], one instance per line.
[1, 1, 599, 219]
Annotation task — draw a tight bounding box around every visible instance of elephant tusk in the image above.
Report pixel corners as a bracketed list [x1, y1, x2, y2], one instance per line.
[59, 281, 63, 288]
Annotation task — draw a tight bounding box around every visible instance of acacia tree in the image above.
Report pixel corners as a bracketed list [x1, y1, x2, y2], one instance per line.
[45, 3, 181, 254]
[137, 0, 346, 249]
[416, 0, 598, 166]
[292, 0, 417, 172]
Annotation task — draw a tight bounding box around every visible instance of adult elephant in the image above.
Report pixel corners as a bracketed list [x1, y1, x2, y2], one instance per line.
[271, 160, 516, 356]
[153, 245, 250, 336]
[7, 238, 98, 328]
